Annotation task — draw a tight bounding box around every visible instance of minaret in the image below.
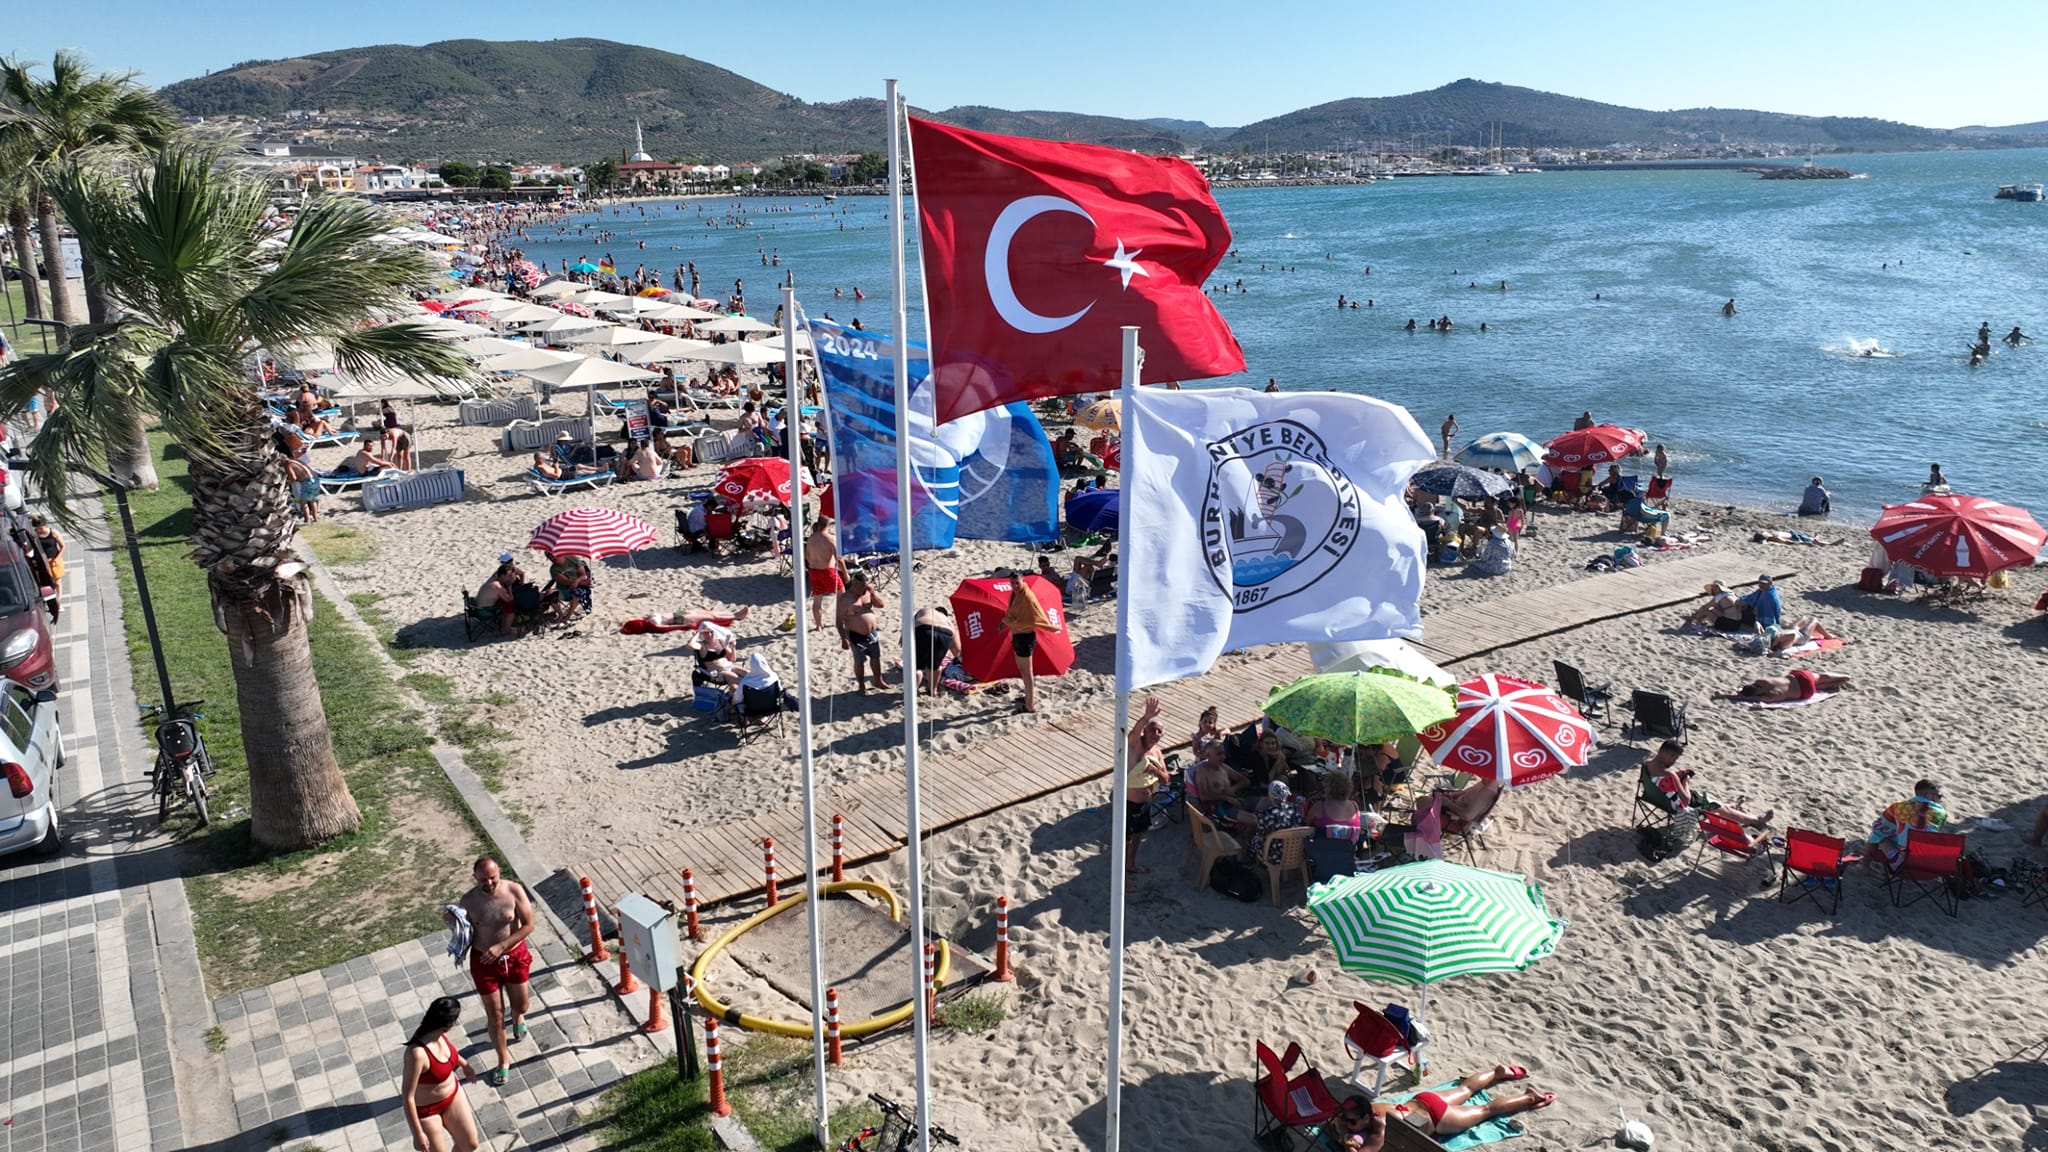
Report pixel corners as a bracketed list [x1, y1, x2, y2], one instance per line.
[628, 118, 654, 163]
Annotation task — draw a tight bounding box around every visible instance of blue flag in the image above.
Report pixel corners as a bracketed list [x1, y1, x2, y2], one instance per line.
[812, 320, 1058, 554]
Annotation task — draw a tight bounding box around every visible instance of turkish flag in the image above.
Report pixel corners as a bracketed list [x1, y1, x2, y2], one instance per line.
[910, 117, 1243, 424]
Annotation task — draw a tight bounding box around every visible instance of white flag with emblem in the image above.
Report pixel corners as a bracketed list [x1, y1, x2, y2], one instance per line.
[1123, 387, 1436, 689]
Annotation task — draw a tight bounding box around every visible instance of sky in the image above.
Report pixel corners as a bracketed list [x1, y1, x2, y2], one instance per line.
[15, 0, 2046, 131]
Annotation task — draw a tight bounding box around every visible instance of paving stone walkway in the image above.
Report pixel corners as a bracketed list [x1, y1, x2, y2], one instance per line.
[214, 927, 660, 1152]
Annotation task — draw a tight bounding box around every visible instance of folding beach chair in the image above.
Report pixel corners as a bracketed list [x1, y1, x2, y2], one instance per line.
[1631, 762, 1679, 830]
[1253, 1040, 1341, 1150]
[1624, 689, 1687, 745]
[1341, 1002, 1428, 1099]
[1778, 827, 1857, 916]
[1690, 810, 1771, 887]
[1441, 783, 1501, 864]
[1554, 660, 1612, 725]
[716, 683, 786, 744]
[1887, 830, 1966, 916]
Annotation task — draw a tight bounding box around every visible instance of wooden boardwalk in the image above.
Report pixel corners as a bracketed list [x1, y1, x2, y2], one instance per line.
[571, 550, 1787, 911]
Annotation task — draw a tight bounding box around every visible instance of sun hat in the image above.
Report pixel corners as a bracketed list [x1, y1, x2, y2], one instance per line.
[555, 431, 573, 441]
[497, 552, 513, 564]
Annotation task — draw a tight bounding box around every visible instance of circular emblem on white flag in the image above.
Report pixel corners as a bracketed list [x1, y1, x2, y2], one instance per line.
[1200, 419, 1362, 613]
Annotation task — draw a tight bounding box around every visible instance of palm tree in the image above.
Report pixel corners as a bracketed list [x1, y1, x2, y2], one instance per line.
[0, 137, 46, 325]
[0, 144, 473, 852]
[0, 51, 179, 486]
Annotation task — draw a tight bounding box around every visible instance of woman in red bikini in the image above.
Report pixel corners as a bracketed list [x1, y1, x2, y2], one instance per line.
[1318, 1064, 1553, 1148]
[403, 997, 481, 1152]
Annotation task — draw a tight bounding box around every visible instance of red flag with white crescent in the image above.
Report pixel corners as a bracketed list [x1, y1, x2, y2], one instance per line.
[909, 117, 1243, 424]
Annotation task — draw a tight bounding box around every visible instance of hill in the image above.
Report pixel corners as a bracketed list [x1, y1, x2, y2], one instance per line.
[1225, 78, 1967, 154]
[159, 38, 1181, 161]
[1955, 120, 2048, 137]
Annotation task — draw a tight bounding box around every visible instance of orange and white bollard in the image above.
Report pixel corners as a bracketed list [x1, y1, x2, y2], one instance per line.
[992, 896, 1013, 982]
[705, 1017, 731, 1117]
[614, 932, 638, 995]
[831, 813, 845, 882]
[825, 987, 843, 1065]
[682, 868, 702, 942]
[643, 984, 667, 1033]
[580, 876, 609, 963]
[923, 941, 940, 1021]
[763, 836, 779, 906]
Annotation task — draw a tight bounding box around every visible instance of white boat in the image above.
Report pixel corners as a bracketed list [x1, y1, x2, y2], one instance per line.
[1480, 164, 1513, 176]
[1995, 183, 2045, 202]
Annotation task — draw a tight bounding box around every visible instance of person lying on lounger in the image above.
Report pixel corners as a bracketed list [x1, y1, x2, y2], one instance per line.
[530, 452, 603, 480]
[1713, 669, 1853, 703]
[1319, 1065, 1554, 1148]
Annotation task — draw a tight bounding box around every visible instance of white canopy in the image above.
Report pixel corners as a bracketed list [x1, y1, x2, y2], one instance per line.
[572, 289, 635, 307]
[527, 280, 583, 299]
[433, 287, 506, 304]
[627, 337, 717, 363]
[444, 295, 526, 315]
[517, 313, 608, 335]
[480, 347, 584, 373]
[569, 326, 669, 349]
[756, 332, 815, 353]
[418, 318, 495, 339]
[696, 315, 779, 335]
[520, 357, 660, 388]
[488, 303, 570, 325]
[1305, 639, 1455, 687]
[402, 230, 464, 246]
[675, 341, 808, 367]
[452, 336, 534, 358]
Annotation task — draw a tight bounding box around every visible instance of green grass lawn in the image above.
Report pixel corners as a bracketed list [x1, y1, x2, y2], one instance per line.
[106, 434, 489, 996]
[593, 1035, 880, 1152]
[0, 278, 61, 358]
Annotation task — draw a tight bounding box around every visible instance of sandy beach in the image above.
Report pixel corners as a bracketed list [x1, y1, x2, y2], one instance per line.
[311, 388, 2048, 1151]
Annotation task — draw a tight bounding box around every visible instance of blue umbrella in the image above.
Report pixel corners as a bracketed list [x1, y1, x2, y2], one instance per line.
[1455, 431, 1544, 473]
[1411, 464, 1513, 500]
[1065, 488, 1119, 534]
[569, 261, 600, 274]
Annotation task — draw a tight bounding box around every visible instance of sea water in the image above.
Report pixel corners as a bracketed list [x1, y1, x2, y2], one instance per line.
[517, 147, 2048, 520]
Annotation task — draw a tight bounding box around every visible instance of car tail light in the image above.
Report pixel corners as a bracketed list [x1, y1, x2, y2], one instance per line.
[3, 762, 29, 799]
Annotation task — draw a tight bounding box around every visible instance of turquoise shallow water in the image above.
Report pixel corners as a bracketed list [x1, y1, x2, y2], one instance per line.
[516, 148, 2048, 520]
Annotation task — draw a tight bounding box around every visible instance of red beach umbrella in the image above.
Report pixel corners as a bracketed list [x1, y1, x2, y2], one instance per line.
[1415, 673, 1596, 789]
[1870, 493, 2047, 580]
[714, 458, 813, 507]
[1543, 425, 1645, 468]
[528, 507, 657, 559]
[947, 574, 1073, 683]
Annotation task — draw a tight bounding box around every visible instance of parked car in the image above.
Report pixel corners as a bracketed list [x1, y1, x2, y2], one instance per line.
[0, 534, 54, 692]
[0, 679, 63, 857]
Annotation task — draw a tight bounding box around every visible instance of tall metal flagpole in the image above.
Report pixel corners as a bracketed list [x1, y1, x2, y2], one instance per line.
[783, 283, 832, 1150]
[1104, 327, 1140, 1152]
[885, 78, 936, 1152]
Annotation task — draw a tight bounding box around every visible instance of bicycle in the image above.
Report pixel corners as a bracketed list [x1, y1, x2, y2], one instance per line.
[140, 699, 214, 827]
[833, 1094, 959, 1151]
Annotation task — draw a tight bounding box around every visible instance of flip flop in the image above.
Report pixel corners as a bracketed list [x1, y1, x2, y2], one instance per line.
[486, 1067, 509, 1088]
[1531, 1092, 1556, 1110]
[510, 1019, 528, 1042]
[1500, 1064, 1530, 1081]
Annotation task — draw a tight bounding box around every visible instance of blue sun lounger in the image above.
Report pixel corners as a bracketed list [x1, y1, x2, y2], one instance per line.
[305, 430, 360, 451]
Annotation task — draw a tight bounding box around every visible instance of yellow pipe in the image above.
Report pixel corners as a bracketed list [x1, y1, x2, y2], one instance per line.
[688, 880, 954, 1038]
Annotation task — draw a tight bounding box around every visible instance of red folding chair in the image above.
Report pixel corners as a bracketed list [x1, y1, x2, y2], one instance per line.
[1778, 827, 1858, 915]
[1888, 830, 1966, 916]
[1341, 1002, 1427, 1098]
[1253, 1040, 1341, 1149]
[1691, 810, 1769, 885]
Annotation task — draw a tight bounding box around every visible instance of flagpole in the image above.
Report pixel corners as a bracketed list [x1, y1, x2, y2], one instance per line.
[1104, 325, 1140, 1152]
[886, 77, 936, 1152]
[784, 282, 832, 1150]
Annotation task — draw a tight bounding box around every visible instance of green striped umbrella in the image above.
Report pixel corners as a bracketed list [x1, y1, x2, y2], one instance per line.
[1262, 669, 1456, 746]
[1307, 859, 1566, 1063]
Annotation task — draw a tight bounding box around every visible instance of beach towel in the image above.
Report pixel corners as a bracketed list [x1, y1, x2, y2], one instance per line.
[620, 618, 695, 635]
[1382, 1083, 1527, 1149]
[441, 904, 472, 969]
[1776, 635, 1849, 659]
[1736, 691, 1836, 709]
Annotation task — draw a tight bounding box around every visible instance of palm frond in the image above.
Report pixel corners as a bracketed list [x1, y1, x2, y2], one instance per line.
[331, 324, 476, 389]
[246, 197, 441, 344]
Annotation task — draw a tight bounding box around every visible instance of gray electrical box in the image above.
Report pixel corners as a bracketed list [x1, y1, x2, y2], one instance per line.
[617, 893, 679, 992]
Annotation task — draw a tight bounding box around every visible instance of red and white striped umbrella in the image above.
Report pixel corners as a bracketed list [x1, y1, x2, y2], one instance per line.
[528, 507, 657, 559]
[1870, 493, 2046, 580]
[1416, 673, 1596, 789]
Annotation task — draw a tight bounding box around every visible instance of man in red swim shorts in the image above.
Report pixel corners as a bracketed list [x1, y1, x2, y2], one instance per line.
[459, 856, 536, 1086]
[803, 516, 844, 631]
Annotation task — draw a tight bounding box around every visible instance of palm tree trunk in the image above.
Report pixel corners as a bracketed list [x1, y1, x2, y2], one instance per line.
[82, 258, 106, 325]
[7, 201, 42, 322]
[35, 197, 74, 331]
[106, 407, 159, 490]
[190, 439, 359, 851]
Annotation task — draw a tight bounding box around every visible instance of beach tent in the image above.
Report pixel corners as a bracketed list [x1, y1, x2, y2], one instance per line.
[697, 315, 780, 335]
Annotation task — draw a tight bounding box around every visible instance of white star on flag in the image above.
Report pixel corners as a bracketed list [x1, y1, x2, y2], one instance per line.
[1101, 239, 1149, 290]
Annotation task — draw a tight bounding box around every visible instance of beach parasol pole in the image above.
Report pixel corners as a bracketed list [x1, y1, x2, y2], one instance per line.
[1104, 325, 1140, 1152]
[886, 78, 936, 1152]
[785, 282, 832, 1149]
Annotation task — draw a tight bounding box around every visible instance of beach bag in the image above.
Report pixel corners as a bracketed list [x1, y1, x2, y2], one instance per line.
[1858, 566, 1885, 593]
[1306, 838, 1356, 884]
[692, 685, 725, 713]
[1637, 823, 1682, 863]
[1208, 857, 1263, 902]
[1435, 543, 1460, 565]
